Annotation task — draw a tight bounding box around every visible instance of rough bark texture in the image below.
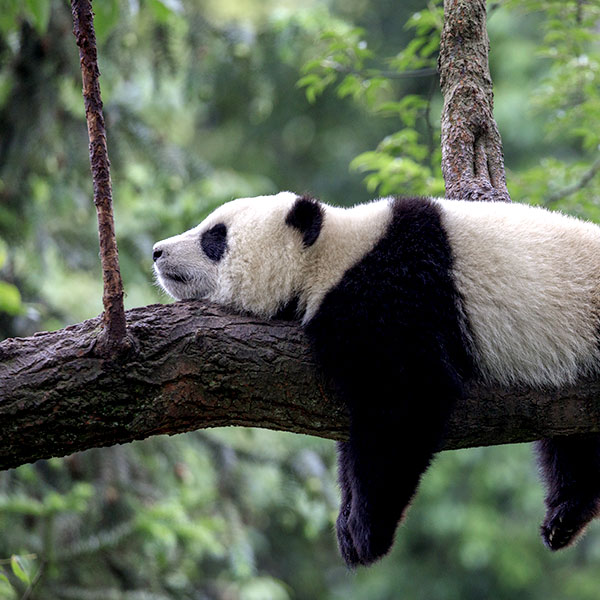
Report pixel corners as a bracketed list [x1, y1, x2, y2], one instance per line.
[1, 301, 600, 472]
[71, 0, 127, 351]
[439, 0, 511, 202]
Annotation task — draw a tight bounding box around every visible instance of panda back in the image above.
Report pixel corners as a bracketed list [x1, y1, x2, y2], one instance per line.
[438, 199, 600, 387]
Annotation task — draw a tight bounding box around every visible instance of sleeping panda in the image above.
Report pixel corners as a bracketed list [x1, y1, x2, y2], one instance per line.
[152, 191, 600, 567]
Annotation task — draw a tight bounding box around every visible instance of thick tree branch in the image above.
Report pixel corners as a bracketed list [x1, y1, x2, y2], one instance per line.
[439, 0, 510, 202]
[1, 301, 600, 472]
[71, 0, 127, 352]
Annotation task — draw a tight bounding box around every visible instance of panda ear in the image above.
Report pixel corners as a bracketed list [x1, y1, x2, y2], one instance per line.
[285, 196, 324, 247]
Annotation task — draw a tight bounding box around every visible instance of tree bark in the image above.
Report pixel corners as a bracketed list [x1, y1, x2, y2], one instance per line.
[1, 301, 600, 472]
[439, 0, 511, 202]
[71, 0, 127, 352]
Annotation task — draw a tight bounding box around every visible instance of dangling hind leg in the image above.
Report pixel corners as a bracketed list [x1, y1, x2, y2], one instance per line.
[535, 434, 600, 550]
[335, 441, 361, 567]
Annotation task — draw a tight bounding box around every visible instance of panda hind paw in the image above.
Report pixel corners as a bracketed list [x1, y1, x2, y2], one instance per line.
[541, 497, 599, 551]
[336, 514, 361, 569]
[346, 513, 395, 566]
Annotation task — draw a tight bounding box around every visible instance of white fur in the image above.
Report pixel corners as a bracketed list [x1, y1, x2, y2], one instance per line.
[154, 192, 301, 315]
[153, 192, 392, 320]
[437, 199, 600, 387]
[155, 193, 600, 390]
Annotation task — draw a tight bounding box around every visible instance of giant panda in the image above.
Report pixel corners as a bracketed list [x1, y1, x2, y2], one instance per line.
[152, 191, 600, 567]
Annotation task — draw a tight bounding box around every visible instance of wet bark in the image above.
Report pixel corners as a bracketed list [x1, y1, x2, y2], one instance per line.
[1, 301, 599, 471]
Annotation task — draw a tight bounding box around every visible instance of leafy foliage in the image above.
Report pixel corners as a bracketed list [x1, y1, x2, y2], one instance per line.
[298, 2, 445, 196]
[504, 0, 600, 209]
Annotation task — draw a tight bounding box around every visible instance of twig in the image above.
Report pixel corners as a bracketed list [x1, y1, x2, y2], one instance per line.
[20, 559, 45, 600]
[546, 157, 600, 206]
[71, 0, 127, 352]
[321, 60, 438, 80]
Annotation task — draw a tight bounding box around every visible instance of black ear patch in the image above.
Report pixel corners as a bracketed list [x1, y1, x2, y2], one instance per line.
[285, 196, 323, 247]
[201, 223, 227, 261]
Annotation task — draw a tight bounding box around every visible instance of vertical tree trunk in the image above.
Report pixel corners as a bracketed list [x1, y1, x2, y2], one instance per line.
[439, 0, 511, 202]
[71, 0, 127, 352]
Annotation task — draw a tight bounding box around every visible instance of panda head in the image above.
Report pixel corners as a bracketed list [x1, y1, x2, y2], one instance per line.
[152, 192, 324, 319]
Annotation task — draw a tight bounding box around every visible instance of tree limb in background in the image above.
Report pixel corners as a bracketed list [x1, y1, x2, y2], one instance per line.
[71, 0, 127, 352]
[1, 301, 600, 472]
[546, 157, 600, 206]
[438, 0, 511, 202]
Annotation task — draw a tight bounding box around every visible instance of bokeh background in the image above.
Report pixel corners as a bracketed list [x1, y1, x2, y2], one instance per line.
[1, 0, 599, 598]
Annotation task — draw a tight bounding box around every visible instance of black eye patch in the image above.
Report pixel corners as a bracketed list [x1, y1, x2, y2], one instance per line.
[200, 223, 227, 262]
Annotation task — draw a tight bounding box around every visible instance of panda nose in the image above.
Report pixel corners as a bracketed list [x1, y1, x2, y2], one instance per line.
[153, 248, 163, 262]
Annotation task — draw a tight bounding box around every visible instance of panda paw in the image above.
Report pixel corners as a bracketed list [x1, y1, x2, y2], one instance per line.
[336, 513, 361, 568]
[541, 497, 599, 551]
[346, 512, 395, 567]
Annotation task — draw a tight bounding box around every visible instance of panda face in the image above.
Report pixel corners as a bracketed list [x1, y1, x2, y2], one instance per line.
[152, 220, 224, 301]
[153, 192, 323, 318]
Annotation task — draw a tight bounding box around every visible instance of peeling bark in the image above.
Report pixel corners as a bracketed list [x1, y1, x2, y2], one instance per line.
[1, 301, 600, 472]
[439, 0, 511, 202]
[71, 0, 127, 352]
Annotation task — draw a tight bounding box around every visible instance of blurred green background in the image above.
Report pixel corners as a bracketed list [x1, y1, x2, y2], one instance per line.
[0, 0, 599, 597]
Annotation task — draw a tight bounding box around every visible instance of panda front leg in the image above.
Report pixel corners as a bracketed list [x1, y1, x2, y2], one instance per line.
[335, 441, 362, 567]
[535, 435, 600, 550]
[339, 395, 452, 567]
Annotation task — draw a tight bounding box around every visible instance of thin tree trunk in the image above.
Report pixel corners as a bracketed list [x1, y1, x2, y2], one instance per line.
[439, 0, 510, 202]
[71, 0, 127, 352]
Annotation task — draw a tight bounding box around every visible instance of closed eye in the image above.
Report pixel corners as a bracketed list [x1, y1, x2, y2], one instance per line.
[201, 223, 228, 262]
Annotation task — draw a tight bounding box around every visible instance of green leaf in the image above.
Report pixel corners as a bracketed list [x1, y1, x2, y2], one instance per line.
[296, 74, 321, 89]
[10, 556, 30, 585]
[93, 0, 120, 43]
[336, 74, 360, 99]
[0, 573, 12, 598]
[0, 0, 19, 35]
[25, 0, 51, 35]
[147, 0, 180, 23]
[0, 281, 22, 316]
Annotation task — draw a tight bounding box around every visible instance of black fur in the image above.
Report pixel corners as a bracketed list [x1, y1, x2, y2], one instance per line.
[201, 223, 227, 262]
[285, 196, 323, 247]
[535, 435, 600, 550]
[305, 197, 475, 566]
[273, 296, 300, 321]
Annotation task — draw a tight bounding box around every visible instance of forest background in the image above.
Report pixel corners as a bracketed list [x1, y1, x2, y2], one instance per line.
[0, 0, 599, 598]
